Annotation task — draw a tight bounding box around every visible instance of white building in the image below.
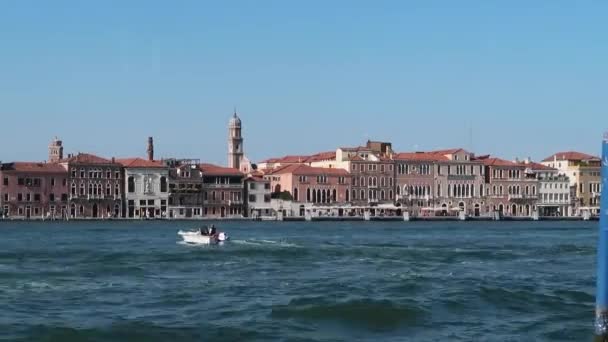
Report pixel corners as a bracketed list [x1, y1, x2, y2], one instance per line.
[523, 161, 571, 217]
[245, 175, 273, 218]
[117, 158, 169, 218]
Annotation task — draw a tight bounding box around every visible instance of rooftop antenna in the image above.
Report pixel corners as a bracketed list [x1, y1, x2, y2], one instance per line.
[594, 131, 608, 341]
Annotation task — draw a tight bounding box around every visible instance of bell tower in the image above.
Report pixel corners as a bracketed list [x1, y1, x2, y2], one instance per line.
[48, 137, 64, 163]
[228, 110, 243, 169]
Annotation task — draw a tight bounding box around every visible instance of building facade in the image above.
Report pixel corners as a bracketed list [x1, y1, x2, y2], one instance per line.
[118, 158, 169, 219]
[62, 153, 123, 218]
[201, 163, 245, 218]
[521, 160, 571, 216]
[266, 164, 351, 217]
[541, 151, 601, 216]
[481, 157, 539, 217]
[166, 159, 204, 219]
[245, 175, 272, 218]
[0, 162, 69, 219]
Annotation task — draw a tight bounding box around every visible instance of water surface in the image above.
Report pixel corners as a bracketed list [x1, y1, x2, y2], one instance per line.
[0, 221, 596, 341]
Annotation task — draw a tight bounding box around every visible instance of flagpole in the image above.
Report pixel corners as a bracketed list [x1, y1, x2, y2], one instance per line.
[595, 132, 608, 342]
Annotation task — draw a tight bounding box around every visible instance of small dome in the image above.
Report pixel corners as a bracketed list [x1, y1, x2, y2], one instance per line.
[229, 112, 241, 127]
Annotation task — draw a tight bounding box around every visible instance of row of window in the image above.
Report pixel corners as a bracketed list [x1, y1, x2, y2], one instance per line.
[2, 193, 69, 202]
[351, 189, 393, 201]
[578, 182, 603, 194]
[71, 169, 121, 179]
[352, 163, 393, 173]
[353, 176, 394, 187]
[542, 193, 569, 202]
[203, 191, 242, 202]
[492, 169, 522, 179]
[542, 182, 568, 189]
[248, 194, 272, 203]
[71, 183, 120, 197]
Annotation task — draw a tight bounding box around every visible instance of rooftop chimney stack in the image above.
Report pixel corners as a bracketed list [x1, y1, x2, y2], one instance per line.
[147, 137, 154, 161]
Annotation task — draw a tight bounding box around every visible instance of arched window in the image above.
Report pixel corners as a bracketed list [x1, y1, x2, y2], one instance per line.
[361, 177, 365, 186]
[389, 190, 393, 200]
[294, 188, 299, 201]
[332, 189, 337, 202]
[345, 189, 350, 202]
[106, 183, 111, 196]
[361, 190, 365, 199]
[381, 190, 385, 201]
[352, 189, 356, 200]
[160, 177, 167, 192]
[368, 177, 373, 187]
[317, 189, 322, 203]
[307, 188, 311, 202]
[71, 183, 77, 196]
[312, 189, 317, 203]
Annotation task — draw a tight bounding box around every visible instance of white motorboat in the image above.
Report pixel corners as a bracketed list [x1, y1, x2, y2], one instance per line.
[178, 230, 228, 244]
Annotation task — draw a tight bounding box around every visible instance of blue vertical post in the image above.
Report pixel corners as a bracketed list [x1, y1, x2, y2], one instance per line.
[596, 132, 608, 341]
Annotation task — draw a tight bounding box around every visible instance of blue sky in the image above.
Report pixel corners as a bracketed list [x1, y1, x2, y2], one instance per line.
[1, 1, 606, 165]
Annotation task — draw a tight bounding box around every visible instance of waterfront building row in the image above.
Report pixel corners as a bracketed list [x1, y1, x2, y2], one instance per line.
[0, 113, 602, 220]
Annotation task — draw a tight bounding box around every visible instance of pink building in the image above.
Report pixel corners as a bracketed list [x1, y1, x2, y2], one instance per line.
[266, 164, 351, 206]
[0, 162, 69, 219]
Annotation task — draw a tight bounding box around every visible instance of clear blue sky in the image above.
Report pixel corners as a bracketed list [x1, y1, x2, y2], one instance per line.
[1, 1, 606, 165]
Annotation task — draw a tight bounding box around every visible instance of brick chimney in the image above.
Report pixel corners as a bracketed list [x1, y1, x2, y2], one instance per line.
[147, 137, 154, 161]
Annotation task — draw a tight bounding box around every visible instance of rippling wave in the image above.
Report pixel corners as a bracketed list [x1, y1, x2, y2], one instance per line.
[0, 221, 597, 341]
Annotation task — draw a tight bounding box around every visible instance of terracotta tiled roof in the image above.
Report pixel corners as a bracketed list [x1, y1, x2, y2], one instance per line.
[259, 155, 310, 164]
[482, 157, 522, 167]
[1, 162, 67, 173]
[268, 164, 349, 176]
[307, 151, 336, 162]
[116, 158, 166, 168]
[63, 153, 114, 164]
[393, 152, 449, 161]
[199, 163, 243, 176]
[428, 148, 465, 155]
[522, 161, 556, 171]
[541, 151, 600, 162]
